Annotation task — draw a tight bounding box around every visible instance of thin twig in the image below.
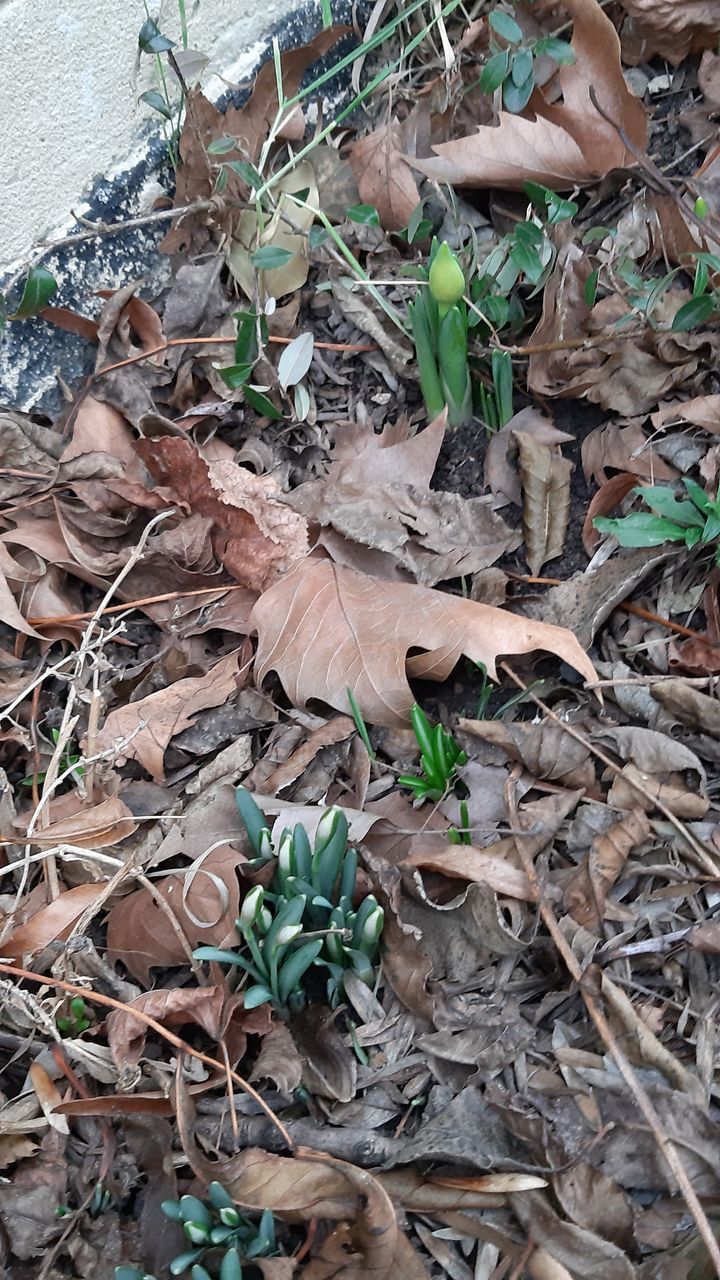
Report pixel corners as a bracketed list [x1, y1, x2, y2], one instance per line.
[0, 961, 293, 1149]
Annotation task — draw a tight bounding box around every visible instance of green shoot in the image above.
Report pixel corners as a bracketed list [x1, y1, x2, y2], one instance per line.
[594, 480, 720, 561]
[398, 704, 467, 803]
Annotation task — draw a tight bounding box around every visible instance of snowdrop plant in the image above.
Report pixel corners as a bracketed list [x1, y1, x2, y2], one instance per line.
[194, 791, 383, 1010]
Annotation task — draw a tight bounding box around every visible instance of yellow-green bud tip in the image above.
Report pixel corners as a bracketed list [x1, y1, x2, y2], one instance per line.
[428, 242, 465, 307]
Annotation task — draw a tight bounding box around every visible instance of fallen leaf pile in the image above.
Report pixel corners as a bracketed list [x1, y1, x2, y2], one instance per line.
[3, 0, 720, 1276]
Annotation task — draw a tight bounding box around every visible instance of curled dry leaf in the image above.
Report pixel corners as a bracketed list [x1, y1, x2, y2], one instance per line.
[563, 807, 650, 930]
[15, 795, 137, 850]
[93, 649, 243, 783]
[581, 423, 676, 488]
[250, 1022, 303, 1097]
[136, 438, 309, 591]
[409, 0, 647, 190]
[618, 0, 720, 63]
[651, 678, 720, 736]
[251, 559, 596, 727]
[401, 845, 535, 901]
[516, 430, 573, 575]
[106, 985, 270, 1069]
[582, 473, 639, 555]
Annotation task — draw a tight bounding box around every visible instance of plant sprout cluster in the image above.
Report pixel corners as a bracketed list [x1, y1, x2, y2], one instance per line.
[194, 789, 383, 1010]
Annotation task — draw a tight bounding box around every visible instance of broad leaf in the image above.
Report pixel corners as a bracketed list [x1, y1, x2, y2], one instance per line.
[594, 513, 689, 547]
[11, 267, 58, 319]
[251, 559, 596, 726]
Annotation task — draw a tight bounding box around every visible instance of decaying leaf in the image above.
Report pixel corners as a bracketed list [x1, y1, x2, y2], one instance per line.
[459, 718, 595, 790]
[348, 118, 421, 231]
[93, 650, 243, 782]
[2, 883, 105, 963]
[516, 430, 573, 575]
[618, 0, 720, 63]
[251, 558, 597, 726]
[564, 807, 650, 929]
[409, 0, 647, 190]
[136, 438, 309, 591]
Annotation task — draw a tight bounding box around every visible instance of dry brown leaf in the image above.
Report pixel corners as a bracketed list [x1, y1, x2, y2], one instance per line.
[484, 406, 572, 507]
[28, 1063, 68, 1135]
[329, 275, 413, 374]
[1, 884, 105, 962]
[608, 764, 709, 819]
[260, 716, 355, 794]
[410, 0, 647, 190]
[511, 1189, 636, 1280]
[619, 0, 720, 63]
[105, 844, 244, 983]
[459, 718, 594, 790]
[15, 795, 137, 850]
[651, 679, 720, 735]
[106, 985, 270, 1069]
[516, 430, 573, 575]
[251, 559, 596, 727]
[0, 1135, 38, 1170]
[582, 472, 639, 555]
[93, 649, 242, 782]
[136, 438, 309, 590]
[348, 120, 421, 231]
[564, 807, 650, 930]
[582, 423, 677, 488]
[250, 1023, 303, 1096]
[652, 394, 720, 433]
[401, 845, 535, 901]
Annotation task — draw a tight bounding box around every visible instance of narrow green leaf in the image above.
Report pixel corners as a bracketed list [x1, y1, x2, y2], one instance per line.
[534, 36, 576, 65]
[683, 477, 712, 514]
[277, 939, 323, 1004]
[584, 268, 599, 308]
[218, 362, 253, 390]
[346, 687, 376, 760]
[226, 159, 263, 191]
[671, 294, 715, 331]
[408, 297, 445, 420]
[244, 385, 284, 419]
[235, 787, 269, 854]
[510, 47, 533, 88]
[488, 9, 523, 43]
[138, 18, 175, 53]
[251, 245, 294, 269]
[207, 135, 237, 154]
[243, 985, 274, 1009]
[219, 1248, 243, 1280]
[635, 485, 705, 527]
[11, 267, 58, 319]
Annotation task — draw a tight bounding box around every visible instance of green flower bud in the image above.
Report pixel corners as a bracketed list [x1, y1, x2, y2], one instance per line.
[428, 242, 465, 308]
[362, 903, 384, 947]
[238, 884, 264, 929]
[694, 196, 709, 220]
[183, 1221, 210, 1245]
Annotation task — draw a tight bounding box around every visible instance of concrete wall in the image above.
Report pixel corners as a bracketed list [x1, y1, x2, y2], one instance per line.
[0, 0, 301, 275]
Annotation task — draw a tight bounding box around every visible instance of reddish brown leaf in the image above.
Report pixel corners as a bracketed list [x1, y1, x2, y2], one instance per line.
[582, 473, 639, 555]
[136, 438, 309, 591]
[349, 121, 420, 231]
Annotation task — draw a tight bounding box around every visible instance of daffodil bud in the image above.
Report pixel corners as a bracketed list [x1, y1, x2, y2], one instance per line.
[238, 884, 264, 930]
[428, 242, 465, 309]
[275, 923, 303, 946]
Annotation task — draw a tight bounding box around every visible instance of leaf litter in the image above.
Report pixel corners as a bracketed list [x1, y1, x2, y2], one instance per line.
[3, 2, 720, 1278]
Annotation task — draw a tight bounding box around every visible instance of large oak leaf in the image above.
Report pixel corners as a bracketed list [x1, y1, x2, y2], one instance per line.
[250, 559, 596, 726]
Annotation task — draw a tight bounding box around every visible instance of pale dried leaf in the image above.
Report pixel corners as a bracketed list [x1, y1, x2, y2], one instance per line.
[250, 1023, 303, 1096]
[251, 559, 596, 727]
[564, 808, 650, 930]
[459, 718, 594, 790]
[516, 430, 573, 575]
[2, 883, 105, 963]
